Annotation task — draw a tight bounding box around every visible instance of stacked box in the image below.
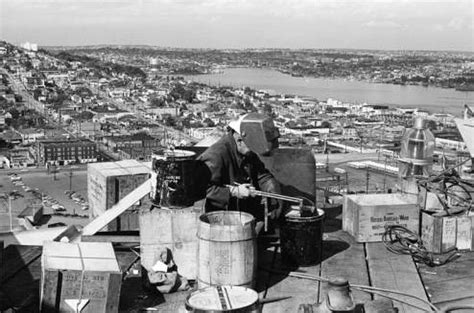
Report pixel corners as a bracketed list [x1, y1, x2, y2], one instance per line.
[40, 241, 122, 313]
[421, 211, 474, 253]
[87, 160, 150, 231]
[139, 204, 203, 280]
[343, 193, 419, 242]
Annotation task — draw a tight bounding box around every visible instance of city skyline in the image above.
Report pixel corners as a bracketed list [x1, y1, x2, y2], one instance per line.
[1, 0, 473, 52]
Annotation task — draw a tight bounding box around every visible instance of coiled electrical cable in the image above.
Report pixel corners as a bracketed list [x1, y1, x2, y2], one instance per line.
[382, 225, 461, 267]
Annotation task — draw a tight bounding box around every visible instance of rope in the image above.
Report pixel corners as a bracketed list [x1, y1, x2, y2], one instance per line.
[382, 225, 461, 267]
[351, 284, 438, 312]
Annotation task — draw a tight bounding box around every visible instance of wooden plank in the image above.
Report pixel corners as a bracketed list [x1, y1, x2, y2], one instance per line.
[258, 237, 320, 313]
[418, 251, 474, 305]
[424, 277, 474, 304]
[418, 254, 474, 284]
[434, 297, 474, 313]
[106, 273, 122, 312]
[41, 270, 60, 312]
[366, 242, 432, 313]
[262, 258, 320, 313]
[82, 233, 140, 243]
[82, 178, 152, 236]
[319, 230, 371, 304]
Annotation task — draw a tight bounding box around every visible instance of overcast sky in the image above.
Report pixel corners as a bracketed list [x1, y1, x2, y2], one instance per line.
[1, 0, 473, 51]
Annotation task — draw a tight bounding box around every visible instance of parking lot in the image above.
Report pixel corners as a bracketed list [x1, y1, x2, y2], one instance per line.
[0, 167, 90, 230]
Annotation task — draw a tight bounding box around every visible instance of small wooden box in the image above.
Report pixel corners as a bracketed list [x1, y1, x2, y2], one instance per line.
[343, 193, 419, 242]
[40, 241, 122, 313]
[421, 211, 474, 253]
[139, 204, 203, 280]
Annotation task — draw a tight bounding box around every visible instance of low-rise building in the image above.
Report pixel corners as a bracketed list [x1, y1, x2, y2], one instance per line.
[145, 106, 179, 119]
[16, 128, 45, 143]
[102, 132, 161, 152]
[9, 147, 33, 167]
[38, 138, 97, 165]
[0, 130, 22, 145]
[187, 127, 218, 140]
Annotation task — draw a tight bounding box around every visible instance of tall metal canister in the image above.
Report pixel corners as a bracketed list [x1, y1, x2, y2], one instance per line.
[398, 117, 435, 193]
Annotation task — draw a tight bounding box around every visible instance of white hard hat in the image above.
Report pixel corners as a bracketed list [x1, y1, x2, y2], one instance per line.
[228, 114, 247, 134]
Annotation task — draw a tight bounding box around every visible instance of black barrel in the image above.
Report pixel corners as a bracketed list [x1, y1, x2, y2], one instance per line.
[280, 207, 324, 267]
[151, 149, 196, 208]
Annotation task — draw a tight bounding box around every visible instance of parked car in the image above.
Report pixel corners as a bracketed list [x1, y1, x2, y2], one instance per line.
[52, 205, 66, 212]
[48, 222, 67, 228]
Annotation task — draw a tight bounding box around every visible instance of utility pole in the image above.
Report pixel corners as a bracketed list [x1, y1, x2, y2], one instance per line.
[366, 167, 370, 194]
[9, 196, 13, 232]
[69, 168, 73, 191]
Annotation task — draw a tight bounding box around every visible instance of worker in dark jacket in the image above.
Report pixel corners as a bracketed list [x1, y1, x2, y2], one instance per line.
[195, 113, 282, 227]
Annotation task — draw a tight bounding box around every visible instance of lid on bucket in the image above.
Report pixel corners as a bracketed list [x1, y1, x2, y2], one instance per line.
[186, 285, 258, 312]
[152, 149, 196, 160]
[285, 206, 324, 221]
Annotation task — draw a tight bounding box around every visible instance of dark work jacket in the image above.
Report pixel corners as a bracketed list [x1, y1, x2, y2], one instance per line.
[195, 133, 280, 221]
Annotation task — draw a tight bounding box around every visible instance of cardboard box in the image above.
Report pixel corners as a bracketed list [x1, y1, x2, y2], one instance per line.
[139, 204, 203, 280]
[40, 241, 122, 313]
[421, 211, 474, 253]
[343, 193, 419, 242]
[418, 188, 445, 211]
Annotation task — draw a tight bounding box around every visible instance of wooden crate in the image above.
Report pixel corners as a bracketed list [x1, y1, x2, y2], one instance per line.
[40, 241, 122, 313]
[417, 188, 444, 211]
[421, 211, 474, 253]
[343, 193, 419, 242]
[139, 204, 203, 280]
[88, 160, 150, 231]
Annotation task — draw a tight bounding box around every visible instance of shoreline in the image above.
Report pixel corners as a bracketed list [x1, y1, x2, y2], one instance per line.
[184, 67, 471, 117]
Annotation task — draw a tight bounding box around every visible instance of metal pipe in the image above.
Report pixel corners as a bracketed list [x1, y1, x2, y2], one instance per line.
[225, 184, 304, 204]
[251, 190, 304, 205]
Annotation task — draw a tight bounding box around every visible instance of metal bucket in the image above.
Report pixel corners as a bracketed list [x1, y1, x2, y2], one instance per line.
[185, 285, 259, 313]
[197, 211, 257, 289]
[151, 149, 196, 208]
[280, 207, 325, 267]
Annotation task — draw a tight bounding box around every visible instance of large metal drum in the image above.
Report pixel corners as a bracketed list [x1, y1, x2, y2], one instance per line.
[151, 149, 196, 208]
[185, 285, 259, 313]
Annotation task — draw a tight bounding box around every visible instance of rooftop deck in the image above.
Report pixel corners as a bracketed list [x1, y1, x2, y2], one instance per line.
[1, 207, 473, 312]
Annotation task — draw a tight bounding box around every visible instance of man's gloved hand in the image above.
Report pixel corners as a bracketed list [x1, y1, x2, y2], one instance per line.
[229, 183, 256, 199]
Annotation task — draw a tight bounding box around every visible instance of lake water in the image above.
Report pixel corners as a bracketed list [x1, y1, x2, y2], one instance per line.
[185, 67, 473, 116]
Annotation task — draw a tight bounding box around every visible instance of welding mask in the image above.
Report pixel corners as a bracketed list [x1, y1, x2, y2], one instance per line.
[231, 113, 280, 156]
